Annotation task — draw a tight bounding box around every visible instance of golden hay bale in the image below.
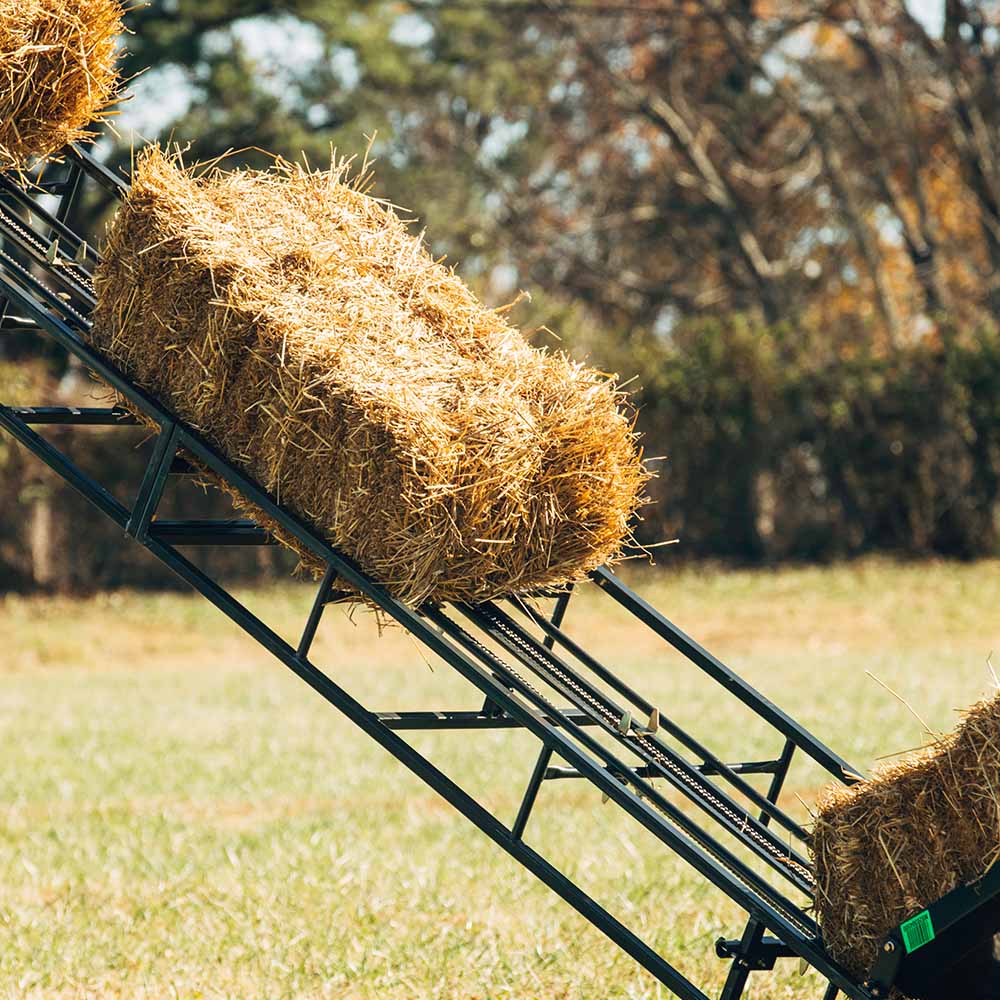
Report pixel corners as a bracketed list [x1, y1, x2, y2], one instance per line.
[90, 146, 647, 605]
[0, 0, 124, 171]
[812, 693, 1000, 982]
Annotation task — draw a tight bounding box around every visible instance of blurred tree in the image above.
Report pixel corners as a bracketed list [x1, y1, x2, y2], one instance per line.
[78, 2, 403, 217]
[72, 0, 559, 295]
[897, 0, 1000, 316]
[39, 0, 1000, 351]
[366, 0, 1000, 344]
[400, 2, 818, 329]
[14, 0, 1000, 583]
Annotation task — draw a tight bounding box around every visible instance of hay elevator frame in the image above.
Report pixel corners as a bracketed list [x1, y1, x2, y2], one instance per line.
[2, 147, 995, 1000]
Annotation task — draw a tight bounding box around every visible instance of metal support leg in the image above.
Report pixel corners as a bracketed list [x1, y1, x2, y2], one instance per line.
[719, 739, 797, 1000]
[54, 161, 83, 227]
[542, 587, 572, 651]
[512, 745, 553, 840]
[125, 421, 178, 541]
[297, 564, 339, 659]
[0, 142, 882, 1000]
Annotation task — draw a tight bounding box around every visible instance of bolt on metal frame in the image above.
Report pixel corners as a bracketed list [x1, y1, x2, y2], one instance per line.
[0, 146, 893, 1000]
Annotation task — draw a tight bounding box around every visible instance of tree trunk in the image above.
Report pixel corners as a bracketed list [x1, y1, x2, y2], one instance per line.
[29, 494, 54, 588]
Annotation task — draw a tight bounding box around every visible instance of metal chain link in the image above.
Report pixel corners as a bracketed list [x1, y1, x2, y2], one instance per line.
[455, 609, 816, 937]
[482, 608, 814, 882]
[0, 203, 96, 295]
[0, 245, 91, 331]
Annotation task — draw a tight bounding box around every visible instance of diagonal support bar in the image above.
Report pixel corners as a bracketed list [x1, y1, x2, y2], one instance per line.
[137, 536, 714, 1000]
[542, 587, 572, 650]
[512, 597, 810, 842]
[298, 563, 339, 659]
[512, 744, 553, 840]
[126, 421, 178, 541]
[591, 567, 861, 785]
[719, 738, 799, 999]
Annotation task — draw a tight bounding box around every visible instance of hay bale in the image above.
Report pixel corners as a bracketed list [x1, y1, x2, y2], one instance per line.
[91, 146, 647, 605]
[0, 0, 123, 171]
[812, 693, 1000, 983]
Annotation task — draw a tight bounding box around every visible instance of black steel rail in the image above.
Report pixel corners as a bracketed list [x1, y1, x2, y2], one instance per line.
[480, 604, 812, 872]
[591, 566, 860, 784]
[9, 405, 136, 425]
[0, 145, 875, 1000]
[458, 601, 815, 892]
[509, 595, 811, 841]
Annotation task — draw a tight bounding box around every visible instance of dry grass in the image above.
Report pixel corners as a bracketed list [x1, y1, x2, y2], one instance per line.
[3, 559, 1000, 998]
[0, 0, 124, 171]
[813, 693, 1000, 981]
[90, 146, 647, 606]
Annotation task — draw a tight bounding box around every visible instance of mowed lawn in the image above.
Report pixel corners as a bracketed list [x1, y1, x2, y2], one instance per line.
[3, 559, 1000, 999]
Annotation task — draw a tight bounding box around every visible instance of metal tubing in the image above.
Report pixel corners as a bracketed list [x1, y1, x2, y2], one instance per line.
[542, 588, 572, 650]
[482, 587, 570, 714]
[0, 392, 870, 998]
[0, 277, 183, 432]
[10, 406, 136, 426]
[512, 745, 553, 840]
[54, 161, 83, 226]
[147, 520, 274, 546]
[0, 174, 97, 263]
[512, 598, 809, 842]
[763, 740, 796, 825]
[433, 607, 819, 937]
[126, 422, 178, 541]
[591, 567, 861, 785]
[66, 143, 129, 195]
[0, 405, 128, 526]
[543, 759, 783, 781]
[136, 535, 713, 1000]
[298, 564, 339, 659]
[466, 603, 814, 888]
[0, 246, 90, 329]
[0, 160, 876, 999]
[0, 272, 822, 962]
[376, 708, 597, 731]
[0, 204, 95, 303]
[719, 739, 799, 1000]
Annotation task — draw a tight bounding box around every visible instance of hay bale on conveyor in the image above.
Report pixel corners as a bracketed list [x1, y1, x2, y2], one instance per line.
[812, 692, 1000, 983]
[91, 147, 647, 605]
[0, 0, 123, 171]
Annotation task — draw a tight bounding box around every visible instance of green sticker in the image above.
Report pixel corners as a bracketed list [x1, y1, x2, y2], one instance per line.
[900, 910, 935, 953]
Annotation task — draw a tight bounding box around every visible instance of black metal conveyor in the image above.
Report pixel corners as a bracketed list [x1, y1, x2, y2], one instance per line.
[3, 145, 996, 1000]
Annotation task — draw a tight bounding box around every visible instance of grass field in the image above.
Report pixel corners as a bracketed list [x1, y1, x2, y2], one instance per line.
[3, 558, 1000, 999]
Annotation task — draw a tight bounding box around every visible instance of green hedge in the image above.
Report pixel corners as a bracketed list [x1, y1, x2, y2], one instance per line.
[6, 321, 1000, 592]
[614, 319, 1000, 561]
